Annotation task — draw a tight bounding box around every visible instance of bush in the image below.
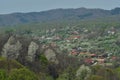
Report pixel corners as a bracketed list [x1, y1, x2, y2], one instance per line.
[88, 75, 104, 80]
[8, 68, 38, 80]
[0, 69, 7, 80]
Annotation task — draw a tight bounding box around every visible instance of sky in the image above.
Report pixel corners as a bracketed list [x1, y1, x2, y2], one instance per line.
[0, 0, 120, 14]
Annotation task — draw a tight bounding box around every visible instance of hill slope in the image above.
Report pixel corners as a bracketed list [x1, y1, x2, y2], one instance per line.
[0, 7, 120, 26]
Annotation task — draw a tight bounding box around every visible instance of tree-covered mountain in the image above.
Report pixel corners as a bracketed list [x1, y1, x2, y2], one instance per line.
[0, 7, 120, 26]
[1, 7, 120, 80]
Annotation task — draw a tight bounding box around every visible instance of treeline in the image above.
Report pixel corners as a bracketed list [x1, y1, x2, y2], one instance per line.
[0, 57, 120, 80]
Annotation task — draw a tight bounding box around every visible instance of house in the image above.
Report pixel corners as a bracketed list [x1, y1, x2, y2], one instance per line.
[72, 31, 79, 35]
[107, 28, 116, 35]
[79, 52, 97, 58]
[46, 37, 53, 40]
[67, 35, 81, 40]
[112, 56, 117, 60]
[96, 59, 105, 64]
[53, 36, 61, 40]
[70, 49, 78, 55]
[89, 54, 97, 58]
[84, 58, 93, 64]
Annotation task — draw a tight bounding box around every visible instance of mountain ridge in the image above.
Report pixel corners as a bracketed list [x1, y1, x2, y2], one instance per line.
[0, 7, 120, 26]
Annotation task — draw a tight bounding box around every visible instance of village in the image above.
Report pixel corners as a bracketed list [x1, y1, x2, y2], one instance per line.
[29, 25, 120, 67]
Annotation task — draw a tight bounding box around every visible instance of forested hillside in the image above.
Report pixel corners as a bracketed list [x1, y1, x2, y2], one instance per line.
[0, 7, 120, 26]
[0, 7, 120, 80]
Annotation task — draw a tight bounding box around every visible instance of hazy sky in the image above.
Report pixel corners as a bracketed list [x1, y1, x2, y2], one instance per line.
[0, 0, 120, 14]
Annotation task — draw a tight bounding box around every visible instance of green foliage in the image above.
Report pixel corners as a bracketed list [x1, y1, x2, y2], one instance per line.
[105, 68, 115, 80]
[57, 66, 76, 80]
[91, 66, 116, 80]
[45, 75, 54, 80]
[8, 68, 38, 80]
[4, 28, 16, 35]
[0, 69, 7, 80]
[91, 65, 102, 74]
[37, 73, 54, 80]
[75, 65, 91, 80]
[57, 73, 69, 80]
[87, 75, 104, 80]
[115, 67, 120, 79]
[0, 11, 120, 80]
[78, 69, 89, 80]
[39, 54, 48, 65]
[0, 57, 23, 70]
[0, 57, 39, 80]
